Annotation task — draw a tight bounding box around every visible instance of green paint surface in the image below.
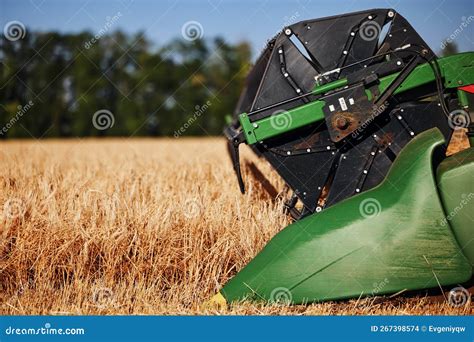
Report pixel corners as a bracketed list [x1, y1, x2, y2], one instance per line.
[240, 52, 474, 145]
[221, 129, 472, 303]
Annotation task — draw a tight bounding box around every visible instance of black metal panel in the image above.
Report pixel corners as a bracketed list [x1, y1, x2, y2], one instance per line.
[234, 47, 272, 115]
[249, 34, 318, 119]
[382, 12, 436, 60]
[289, 9, 388, 71]
[325, 137, 377, 207]
[227, 8, 456, 220]
[256, 123, 335, 213]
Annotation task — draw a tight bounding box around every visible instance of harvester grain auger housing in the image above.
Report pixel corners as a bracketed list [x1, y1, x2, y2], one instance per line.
[214, 8, 474, 305]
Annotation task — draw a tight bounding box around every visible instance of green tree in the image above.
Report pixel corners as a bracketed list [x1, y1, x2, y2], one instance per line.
[0, 30, 251, 139]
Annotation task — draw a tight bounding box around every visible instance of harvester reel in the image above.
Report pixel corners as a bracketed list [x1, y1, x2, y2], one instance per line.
[216, 8, 474, 305]
[225, 8, 469, 219]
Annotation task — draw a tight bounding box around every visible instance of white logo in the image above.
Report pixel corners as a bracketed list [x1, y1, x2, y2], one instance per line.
[270, 287, 292, 304]
[448, 109, 470, 129]
[4, 21, 26, 41]
[92, 109, 115, 130]
[359, 198, 381, 218]
[359, 21, 381, 42]
[3, 198, 26, 219]
[448, 286, 470, 307]
[270, 109, 292, 131]
[181, 21, 204, 41]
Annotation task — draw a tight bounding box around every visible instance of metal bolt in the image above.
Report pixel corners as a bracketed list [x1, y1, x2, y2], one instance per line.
[410, 131, 415, 136]
[397, 115, 402, 120]
[355, 188, 360, 193]
[368, 15, 373, 20]
[278, 49, 283, 54]
[284, 72, 289, 77]
[296, 89, 301, 93]
[343, 50, 348, 55]
[335, 116, 349, 130]
[371, 151, 376, 156]
[307, 148, 311, 153]
[316, 206, 322, 212]
[363, 170, 368, 174]
[458, 80, 463, 85]
[287, 151, 291, 155]
[326, 146, 331, 150]
[350, 32, 355, 36]
[253, 123, 258, 128]
[396, 61, 402, 66]
[285, 28, 292, 35]
[388, 10, 394, 18]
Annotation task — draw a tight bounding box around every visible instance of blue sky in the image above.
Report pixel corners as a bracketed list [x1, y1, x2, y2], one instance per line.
[1, 0, 473, 56]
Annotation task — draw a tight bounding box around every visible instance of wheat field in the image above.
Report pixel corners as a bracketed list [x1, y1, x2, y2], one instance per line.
[0, 130, 472, 315]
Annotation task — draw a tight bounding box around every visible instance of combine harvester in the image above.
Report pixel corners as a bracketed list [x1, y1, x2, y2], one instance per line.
[210, 9, 474, 306]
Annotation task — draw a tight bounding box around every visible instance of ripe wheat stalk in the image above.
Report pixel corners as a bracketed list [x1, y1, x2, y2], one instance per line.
[0, 130, 471, 315]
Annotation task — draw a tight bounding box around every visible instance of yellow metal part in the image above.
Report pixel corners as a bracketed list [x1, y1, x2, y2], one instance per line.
[201, 292, 227, 310]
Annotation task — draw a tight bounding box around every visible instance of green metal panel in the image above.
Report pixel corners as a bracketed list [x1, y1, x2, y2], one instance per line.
[312, 78, 348, 95]
[220, 128, 472, 303]
[240, 52, 474, 146]
[239, 101, 326, 145]
[437, 147, 474, 268]
[457, 89, 469, 108]
[378, 52, 474, 95]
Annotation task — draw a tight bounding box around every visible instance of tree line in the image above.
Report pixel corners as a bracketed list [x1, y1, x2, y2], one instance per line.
[0, 30, 252, 138]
